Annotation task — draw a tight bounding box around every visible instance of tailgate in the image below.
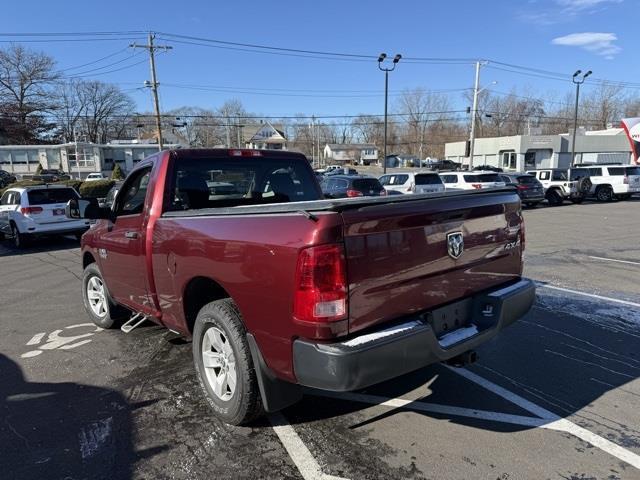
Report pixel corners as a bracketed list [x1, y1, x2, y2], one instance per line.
[341, 190, 524, 334]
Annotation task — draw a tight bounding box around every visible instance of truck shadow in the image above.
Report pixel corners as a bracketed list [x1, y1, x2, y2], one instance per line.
[283, 295, 640, 448]
[0, 354, 165, 480]
[0, 235, 80, 257]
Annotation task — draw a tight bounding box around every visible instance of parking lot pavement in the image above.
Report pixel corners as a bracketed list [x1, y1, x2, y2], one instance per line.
[1, 200, 639, 480]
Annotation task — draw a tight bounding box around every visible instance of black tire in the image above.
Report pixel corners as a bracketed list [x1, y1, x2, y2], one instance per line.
[81, 263, 127, 329]
[596, 186, 614, 202]
[546, 189, 563, 206]
[193, 299, 264, 425]
[10, 222, 29, 249]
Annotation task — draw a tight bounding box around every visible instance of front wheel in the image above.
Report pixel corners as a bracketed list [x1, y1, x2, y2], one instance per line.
[193, 298, 264, 425]
[81, 263, 127, 329]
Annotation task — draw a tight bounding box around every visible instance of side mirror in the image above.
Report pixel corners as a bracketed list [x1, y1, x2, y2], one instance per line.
[66, 198, 112, 220]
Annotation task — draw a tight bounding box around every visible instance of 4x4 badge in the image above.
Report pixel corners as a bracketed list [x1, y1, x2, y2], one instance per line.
[447, 232, 464, 259]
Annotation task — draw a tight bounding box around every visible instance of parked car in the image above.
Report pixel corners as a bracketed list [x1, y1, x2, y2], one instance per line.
[526, 168, 590, 206]
[379, 171, 445, 195]
[0, 169, 17, 188]
[32, 169, 71, 182]
[572, 164, 640, 201]
[422, 159, 461, 171]
[439, 172, 506, 190]
[0, 185, 90, 247]
[85, 173, 107, 182]
[473, 165, 504, 173]
[499, 173, 545, 208]
[322, 175, 386, 198]
[325, 167, 358, 176]
[69, 148, 534, 426]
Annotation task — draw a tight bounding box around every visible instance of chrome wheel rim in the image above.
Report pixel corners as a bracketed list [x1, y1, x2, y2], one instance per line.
[87, 276, 108, 318]
[202, 326, 236, 401]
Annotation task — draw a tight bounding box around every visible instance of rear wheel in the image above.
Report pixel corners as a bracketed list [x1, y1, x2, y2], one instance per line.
[10, 223, 29, 249]
[82, 263, 127, 329]
[193, 298, 264, 425]
[546, 189, 563, 206]
[596, 186, 614, 202]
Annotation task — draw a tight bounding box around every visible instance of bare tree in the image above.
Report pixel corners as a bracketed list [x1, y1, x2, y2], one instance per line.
[0, 44, 59, 143]
[78, 81, 135, 143]
[582, 82, 625, 129]
[54, 80, 88, 142]
[397, 88, 451, 158]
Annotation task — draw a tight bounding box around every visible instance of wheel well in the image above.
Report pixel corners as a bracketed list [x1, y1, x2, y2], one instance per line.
[83, 252, 96, 268]
[183, 276, 231, 334]
[595, 184, 612, 190]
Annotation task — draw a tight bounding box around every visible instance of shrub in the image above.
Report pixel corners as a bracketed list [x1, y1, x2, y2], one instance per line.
[61, 180, 83, 192]
[111, 163, 125, 180]
[79, 179, 115, 198]
[0, 180, 45, 196]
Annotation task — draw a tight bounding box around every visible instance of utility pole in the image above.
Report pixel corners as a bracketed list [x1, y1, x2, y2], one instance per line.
[468, 61, 482, 170]
[130, 33, 172, 151]
[311, 116, 316, 168]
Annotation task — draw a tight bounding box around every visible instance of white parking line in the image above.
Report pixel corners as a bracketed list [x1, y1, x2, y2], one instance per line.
[447, 366, 640, 470]
[588, 255, 640, 267]
[269, 412, 350, 480]
[537, 283, 640, 308]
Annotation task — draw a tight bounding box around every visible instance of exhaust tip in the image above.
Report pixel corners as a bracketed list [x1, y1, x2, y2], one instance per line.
[445, 350, 478, 368]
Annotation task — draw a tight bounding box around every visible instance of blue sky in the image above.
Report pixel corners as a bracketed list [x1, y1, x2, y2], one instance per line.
[2, 0, 638, 117]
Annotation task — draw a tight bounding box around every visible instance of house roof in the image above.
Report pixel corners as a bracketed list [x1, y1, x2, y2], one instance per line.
[243, 122, 286, 143]
[325, 143, 377, 150]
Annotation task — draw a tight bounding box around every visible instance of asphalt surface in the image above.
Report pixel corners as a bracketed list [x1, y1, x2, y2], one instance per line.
[1, 197, 639, 480]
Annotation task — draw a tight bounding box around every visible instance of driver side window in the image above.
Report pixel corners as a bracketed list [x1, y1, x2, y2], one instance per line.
[115, 167, 152, 216]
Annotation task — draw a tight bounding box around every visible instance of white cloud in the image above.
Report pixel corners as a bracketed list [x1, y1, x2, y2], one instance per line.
[556, 0, 622, 13]
[552, 32, 621, 59]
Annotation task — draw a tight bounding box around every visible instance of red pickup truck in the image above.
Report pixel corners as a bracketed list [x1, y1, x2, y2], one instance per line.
[68, 149, 535, 425]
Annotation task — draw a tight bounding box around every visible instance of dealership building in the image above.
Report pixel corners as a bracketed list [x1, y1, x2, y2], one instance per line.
[0, 140, 180, 179]
[444, 128, 633, 171]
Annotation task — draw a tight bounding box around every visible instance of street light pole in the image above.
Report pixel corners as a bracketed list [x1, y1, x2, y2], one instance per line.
[570, 69, 592, 167]
[468, 61, 482, 170]
[378, 53, 401, 175]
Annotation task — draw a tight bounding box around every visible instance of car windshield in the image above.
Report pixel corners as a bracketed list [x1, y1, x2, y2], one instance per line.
[352, 178, 383, 191]
[415, 174, 442, 185]
[27, 188, 78, 205]
[476, 173, 502, 182]
[517, 175, 538, 184]
[569, 169, 588, 180]
[166, 157, 321, 211]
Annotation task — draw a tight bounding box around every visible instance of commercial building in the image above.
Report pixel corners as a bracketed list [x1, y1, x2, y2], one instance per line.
[445, 128, 633, 171]
[0, 140, 180, 179]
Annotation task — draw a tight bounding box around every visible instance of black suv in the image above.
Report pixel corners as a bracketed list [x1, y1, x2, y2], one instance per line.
[499, 173, 545, 208]
[32, 169, 71, 182]
[0, 169, 17, 188]
[321, 175, 386, 198]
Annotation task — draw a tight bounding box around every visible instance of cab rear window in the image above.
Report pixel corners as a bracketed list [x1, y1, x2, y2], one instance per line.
[517, 175, 538, 184]
[27, 188, 78, 205]
[352, 178, 383, 191]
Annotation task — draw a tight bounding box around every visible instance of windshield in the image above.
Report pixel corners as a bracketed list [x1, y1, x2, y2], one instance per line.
[27, 188, 78, 205]
[415, 174, 443, 185]
[166, 157, 322, 211]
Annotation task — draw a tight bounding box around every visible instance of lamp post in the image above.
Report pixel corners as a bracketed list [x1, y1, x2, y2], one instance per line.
[571, 69, 592, 166]
[378, 53, 401, 174]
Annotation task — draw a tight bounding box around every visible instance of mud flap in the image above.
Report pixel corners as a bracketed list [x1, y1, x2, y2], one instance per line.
[246, 333, 303, 413]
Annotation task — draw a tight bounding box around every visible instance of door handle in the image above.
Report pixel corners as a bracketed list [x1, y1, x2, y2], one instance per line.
[124, 231, 139, 239]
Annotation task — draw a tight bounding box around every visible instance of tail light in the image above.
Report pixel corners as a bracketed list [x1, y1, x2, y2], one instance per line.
[346, 189, 363, 197]
[472, 184, 482, 189]
[516, 184, 530, 190]
[20, 206, 43, 215]
[623, 176, 629, 184]
[293, 244, 347, 324]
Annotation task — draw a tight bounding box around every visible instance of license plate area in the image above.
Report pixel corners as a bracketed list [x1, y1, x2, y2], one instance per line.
[53, 208, 65, 215]
[423, 298, 473, 338]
